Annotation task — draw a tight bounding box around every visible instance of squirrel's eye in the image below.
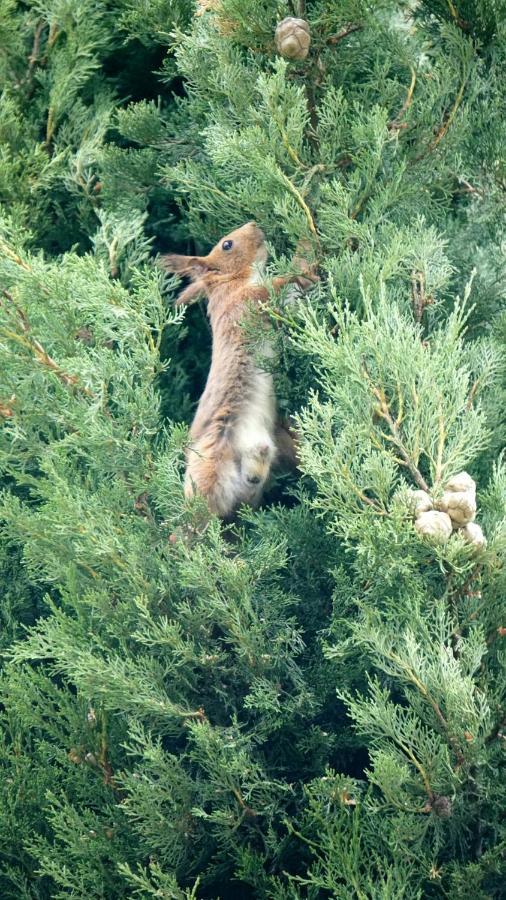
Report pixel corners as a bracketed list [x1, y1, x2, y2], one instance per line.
[222, 240, 233, 251]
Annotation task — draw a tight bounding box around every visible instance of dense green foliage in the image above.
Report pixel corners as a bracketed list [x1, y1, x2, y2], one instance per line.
[1, 0, 505, 897]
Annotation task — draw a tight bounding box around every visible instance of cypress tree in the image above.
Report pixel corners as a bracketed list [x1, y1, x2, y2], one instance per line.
[1, 1, 505, 897]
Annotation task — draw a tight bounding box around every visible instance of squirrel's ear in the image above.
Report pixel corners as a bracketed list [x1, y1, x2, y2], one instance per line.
[159, 254, 209, 281]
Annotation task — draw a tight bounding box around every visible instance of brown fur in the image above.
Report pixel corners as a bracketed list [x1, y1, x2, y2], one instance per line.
[161, 222, 315, 518]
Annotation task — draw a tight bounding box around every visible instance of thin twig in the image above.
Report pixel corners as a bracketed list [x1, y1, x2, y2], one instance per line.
[466, 377, 482, 410]
[447, 0, 458, 20]
[1, 288, 94, 397]
[1, 287, 30, 332]
[269, 105, 307, 170]
[458, 177, 484, 197]
[435, 407, 445, 485]
[327, 24, 363, 45]
[389, 66, 417, 132]
[411, 270, 426, 323]
[26, 20, 45, 81]
[416, 74, 468, 161]
[387, 649, 464, 766]
[279, 171, 320, 244]
[430, 79, 467, 151]
[363, 368, 430, 492]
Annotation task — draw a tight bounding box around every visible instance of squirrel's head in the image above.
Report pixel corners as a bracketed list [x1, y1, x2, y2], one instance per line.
[160, 222, 267, 304]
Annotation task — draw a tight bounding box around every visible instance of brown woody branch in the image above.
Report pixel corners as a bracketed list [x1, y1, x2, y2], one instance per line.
[411, 270, 434, 323]
[327, 24, 363, 45]
[389, 66, 417, 132]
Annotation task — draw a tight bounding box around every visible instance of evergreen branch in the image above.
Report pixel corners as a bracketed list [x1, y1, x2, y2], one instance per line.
[446, 0, 458, 22]
[232, 786, 258, 819]
[430, 79, 467, 151]
[351, 155, 383, 219]
[1, 291, 94, 396]
[326, 24, 363, 45]
[380, 646, 465, 767]
[46, 107, 56, 145]
[76, 560, 100, 579]
[411, 270, 432, 323]
[47, 22, 60, 49]
[0, 240, 33, 273]
[0, 296, 94, 398]
[466, 377, 482, 410]
[340, 464, 388, 515]
[416, 70, 469, 161]
[269, 107, 307, 170]
[389, 66, 417, 132]
[97, 712, 120, 791]
[457, 177, 484, 197]
[300, 163, 326, 193]
[1, 287, 30, 332]
[395, 379, 404, 427]
[278, 171, 319, 243]
[267, 306, 305, 332]
[447, 566, 483, 644]
[26, 19, 46, 86]
[435, 407, 445, 485]
[380, 784, 432, 815]
[284, 820, 321, 852]
[394, 734, 434, 799]
[363, 369, 429, 492]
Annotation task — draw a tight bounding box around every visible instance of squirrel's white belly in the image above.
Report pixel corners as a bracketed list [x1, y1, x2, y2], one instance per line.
[233, 367, 277, 494]
[234, 368, 276, 453]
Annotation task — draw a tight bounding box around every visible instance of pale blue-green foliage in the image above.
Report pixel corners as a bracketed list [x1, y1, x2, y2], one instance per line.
[91, 209, 155, 278]
[118, 801, 200, 887]
[0, 223, 176, 476]
[165, 58, 319, 242]
[1, 1, 506, 897]
[119, 860, 201, 900]
[293, 287, 497, 535]
[283, 771, 424, 899]
[335, 608, 491, 798]
[165, 4, 479, 268]
[28, 1, 115, 143]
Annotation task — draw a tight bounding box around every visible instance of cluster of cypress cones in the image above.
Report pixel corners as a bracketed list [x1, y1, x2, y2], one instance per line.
[410, 472, 486, 551]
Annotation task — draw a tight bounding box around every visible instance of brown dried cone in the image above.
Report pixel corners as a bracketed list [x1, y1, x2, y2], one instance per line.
[445, 472, 476, 493]
[275, 17, 311, 60]
[408, 489, 433, 516]
[461, 522, 487, 552]
[415, 510, 453, 543]
[437, 471, 477, 527]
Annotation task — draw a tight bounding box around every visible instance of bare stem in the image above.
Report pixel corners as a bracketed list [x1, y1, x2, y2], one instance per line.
[327, 24, 363, 45]
[389, 66, 417, 132]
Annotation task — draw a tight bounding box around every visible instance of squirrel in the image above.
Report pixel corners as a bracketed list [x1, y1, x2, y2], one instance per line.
[161, 221, 317, 519]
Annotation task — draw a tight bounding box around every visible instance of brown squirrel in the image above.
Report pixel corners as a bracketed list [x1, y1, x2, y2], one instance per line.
[161, 221, 317, 518]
